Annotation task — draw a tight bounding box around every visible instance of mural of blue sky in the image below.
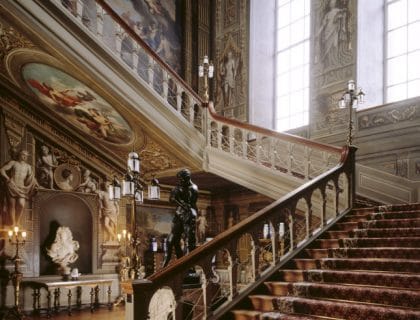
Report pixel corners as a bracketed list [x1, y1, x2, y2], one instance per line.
[106, 0, 182, 73]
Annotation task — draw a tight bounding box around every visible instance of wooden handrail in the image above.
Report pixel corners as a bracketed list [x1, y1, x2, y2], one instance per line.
[147, 145, 349, 284]
[206, 102, 342, 154]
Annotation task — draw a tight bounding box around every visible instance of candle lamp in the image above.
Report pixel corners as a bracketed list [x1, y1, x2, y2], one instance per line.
[5, 226, 27, 319]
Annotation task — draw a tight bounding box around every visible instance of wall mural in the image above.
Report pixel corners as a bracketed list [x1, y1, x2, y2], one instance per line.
[106, 0, 183, 74]
[21, 63, 133, 145]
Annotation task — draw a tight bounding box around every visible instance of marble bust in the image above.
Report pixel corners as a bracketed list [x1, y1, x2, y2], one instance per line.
[47, 226, 80, 276]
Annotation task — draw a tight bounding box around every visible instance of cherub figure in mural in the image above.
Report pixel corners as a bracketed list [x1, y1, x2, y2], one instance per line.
[196, 209, 208, 244]
[27, 79, 95, 108]
[0, 150, 38, 227]
[316, 0, 350, 69]
[36, 145, 58, 189]
[74, 108, 111, 139]
[47, 226, 79, 275]
[144, 0, 163, 15]
[97, 182, 119, 242]
[76, 169, 97, 193]
[220, 50, 239, 107]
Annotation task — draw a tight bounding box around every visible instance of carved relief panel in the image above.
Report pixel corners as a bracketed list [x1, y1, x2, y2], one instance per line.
[214, 0, 249, 122]
[310, 0, 357, 140]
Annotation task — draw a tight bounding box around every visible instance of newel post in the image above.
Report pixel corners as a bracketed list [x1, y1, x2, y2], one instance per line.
[132, 279, 155, 320]
[346, 145, 358, 209]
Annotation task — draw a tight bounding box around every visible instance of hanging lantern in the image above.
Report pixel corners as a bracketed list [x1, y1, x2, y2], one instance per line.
[148, 176, 160, 200]
[109, 176, 121, 201]
[122, 172, 135, 197]
[127, 151, 140, 174]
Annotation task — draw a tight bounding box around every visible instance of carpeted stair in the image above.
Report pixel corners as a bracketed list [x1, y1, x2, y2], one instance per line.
[229, 204, 420, 320]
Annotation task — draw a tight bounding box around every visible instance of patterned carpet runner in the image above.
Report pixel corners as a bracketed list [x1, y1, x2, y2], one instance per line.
[230, 204, 420, 320]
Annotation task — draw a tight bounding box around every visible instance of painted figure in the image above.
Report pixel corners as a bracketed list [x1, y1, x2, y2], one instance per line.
[37, 145, 58, 189]
[220, 51, 238, 106]
[97, 182, 119, 242]
[317, 0, 350, 68]
[0, 150, 38, 226]
[162, 169, 198, 267]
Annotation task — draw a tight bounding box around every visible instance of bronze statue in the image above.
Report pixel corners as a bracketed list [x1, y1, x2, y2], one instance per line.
[162, 169, 198, 267]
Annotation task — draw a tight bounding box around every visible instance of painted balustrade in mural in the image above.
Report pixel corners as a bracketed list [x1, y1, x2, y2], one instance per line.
[207, 102, 342, 182]
[131, 146, 355, 320]
[51, 0, 205, 133]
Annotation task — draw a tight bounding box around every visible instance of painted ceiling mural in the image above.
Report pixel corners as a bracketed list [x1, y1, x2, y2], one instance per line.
[21, 63, 133, 145]
[106, 0, 183, 74]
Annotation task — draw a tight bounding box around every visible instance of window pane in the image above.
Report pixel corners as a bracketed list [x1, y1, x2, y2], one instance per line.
[387, 27, 407, 57]
[291, 0, 305, 21]
[387, 55, 407, 85]
[277, 51, 290, 74]
[387, 0, 407, 30]
[407, 51, 420, 80]
[408, 0, 420, 23]
[277, 3, 290, 28]
[304, 15, 310, 39]
[277, 73, 290, 95]
[407, 79, 420, 98]
[290, 43, 304, 68]
[277, 118, 290, 131]
[387, 83, 407, 102]
[277, 96, 290, 116]
[290, 67, 303, 91]
[275, 0, 310, 131]
[408, 22, 420, 51]
[290, 19, 304, 45]
[277, 26, 290, 50]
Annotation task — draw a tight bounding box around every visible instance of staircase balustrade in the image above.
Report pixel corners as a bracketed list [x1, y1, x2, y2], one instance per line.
[131, 146, 355, 320]
[47, 2, 357, 318]
[51, 0, 343, 184]
[51, 0, 205, 133]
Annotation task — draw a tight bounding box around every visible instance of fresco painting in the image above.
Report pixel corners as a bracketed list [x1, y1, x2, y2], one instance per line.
[106, 0, 182, 73]
[22, 63, 133, 145]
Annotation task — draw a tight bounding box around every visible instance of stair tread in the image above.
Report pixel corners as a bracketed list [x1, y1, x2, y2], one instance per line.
[232, 310, 342, 320]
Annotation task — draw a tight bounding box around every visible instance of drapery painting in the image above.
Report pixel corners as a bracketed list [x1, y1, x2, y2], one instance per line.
[105, 0, 183, 74]
[21, 63, 133, 145]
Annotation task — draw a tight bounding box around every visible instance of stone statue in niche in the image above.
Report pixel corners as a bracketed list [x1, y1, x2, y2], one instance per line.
[97, 182, 119, 242]
[316, 0, 351, 69]
[76, 169, 97, 193]
[47, 226, 80, 277]
[36, 145, 58, 189]
[0, 149, 38, 227]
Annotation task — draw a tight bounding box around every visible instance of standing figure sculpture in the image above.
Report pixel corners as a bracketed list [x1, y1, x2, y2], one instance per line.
[97, 182, 119, 242]
[162, 169, 198, 267]
[0, 150, 38, 227]
[76, 169, 97, 193]
[220, 51, 237, 107]
[37, 145, 58, 189]
[196, 209, 208, 244]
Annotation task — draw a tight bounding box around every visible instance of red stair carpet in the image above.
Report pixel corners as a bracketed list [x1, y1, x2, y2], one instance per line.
[230, 204, 420, 320]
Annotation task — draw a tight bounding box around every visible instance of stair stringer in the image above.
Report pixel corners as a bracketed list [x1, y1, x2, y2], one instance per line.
[204, 146, 304, 199]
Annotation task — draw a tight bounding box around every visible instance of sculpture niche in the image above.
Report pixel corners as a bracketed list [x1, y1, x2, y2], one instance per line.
[47, 226, 80, 279]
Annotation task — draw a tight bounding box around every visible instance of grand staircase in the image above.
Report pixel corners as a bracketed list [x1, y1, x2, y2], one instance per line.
[230, 204, 420, 320]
